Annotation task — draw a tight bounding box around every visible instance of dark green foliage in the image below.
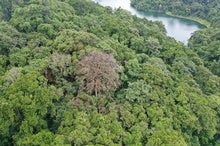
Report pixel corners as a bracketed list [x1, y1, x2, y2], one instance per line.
[0, 0, 12, 20]
[0, 0, 219, 145]
[189, 28, 220, 77]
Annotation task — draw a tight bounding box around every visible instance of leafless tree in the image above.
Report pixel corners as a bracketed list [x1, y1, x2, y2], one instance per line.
[77, 50, 120, 97]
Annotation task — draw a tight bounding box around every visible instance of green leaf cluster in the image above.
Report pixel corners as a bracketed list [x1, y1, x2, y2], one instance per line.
[0, 0, 220, 145]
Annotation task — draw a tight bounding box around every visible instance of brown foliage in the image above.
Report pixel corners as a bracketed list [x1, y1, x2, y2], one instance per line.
[77, 50, 120, 97]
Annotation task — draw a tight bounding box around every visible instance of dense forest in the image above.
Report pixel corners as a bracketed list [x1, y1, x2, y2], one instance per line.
[0, 0, 220, 145]
[131, 0, 220, 27]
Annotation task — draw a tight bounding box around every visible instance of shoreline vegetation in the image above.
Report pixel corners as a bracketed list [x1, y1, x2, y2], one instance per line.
[165, 12, 210, 28]
[130, 0, 218, 28]
[129, 4, 210, 28]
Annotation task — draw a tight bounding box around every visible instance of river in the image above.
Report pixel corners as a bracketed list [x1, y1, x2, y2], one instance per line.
[92, 0, 205, 45]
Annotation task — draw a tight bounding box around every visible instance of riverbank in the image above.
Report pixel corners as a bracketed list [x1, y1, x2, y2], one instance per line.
[166, 12, 210, 28]
[94, 0, 205, 44]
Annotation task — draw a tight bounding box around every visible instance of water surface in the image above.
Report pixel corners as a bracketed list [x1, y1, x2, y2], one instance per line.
[92, 0, 205, 44]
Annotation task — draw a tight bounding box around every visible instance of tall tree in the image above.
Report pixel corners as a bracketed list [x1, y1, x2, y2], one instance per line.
[77, 50, 120, 97]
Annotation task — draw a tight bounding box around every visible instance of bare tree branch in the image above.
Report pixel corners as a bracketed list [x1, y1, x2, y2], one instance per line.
[77, 50, 120, 97]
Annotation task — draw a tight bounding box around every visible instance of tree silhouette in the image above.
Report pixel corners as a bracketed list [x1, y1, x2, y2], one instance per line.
[77, 50, 120, 97]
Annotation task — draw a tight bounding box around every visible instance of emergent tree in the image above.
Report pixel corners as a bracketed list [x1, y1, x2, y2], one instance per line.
[77, 50, 120, 97]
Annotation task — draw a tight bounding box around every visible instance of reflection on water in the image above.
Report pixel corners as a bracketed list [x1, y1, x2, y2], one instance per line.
[92, 0, 204, 45]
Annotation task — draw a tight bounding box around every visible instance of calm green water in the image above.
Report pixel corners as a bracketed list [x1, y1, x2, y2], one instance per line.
[92, 0, 205, 45]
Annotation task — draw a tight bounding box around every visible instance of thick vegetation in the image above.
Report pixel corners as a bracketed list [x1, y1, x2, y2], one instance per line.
[189, 28, 220, 77]
[0, 0, 220, 145]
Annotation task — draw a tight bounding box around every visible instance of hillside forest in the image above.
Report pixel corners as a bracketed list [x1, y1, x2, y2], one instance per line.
[0, 0, 220, 145]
